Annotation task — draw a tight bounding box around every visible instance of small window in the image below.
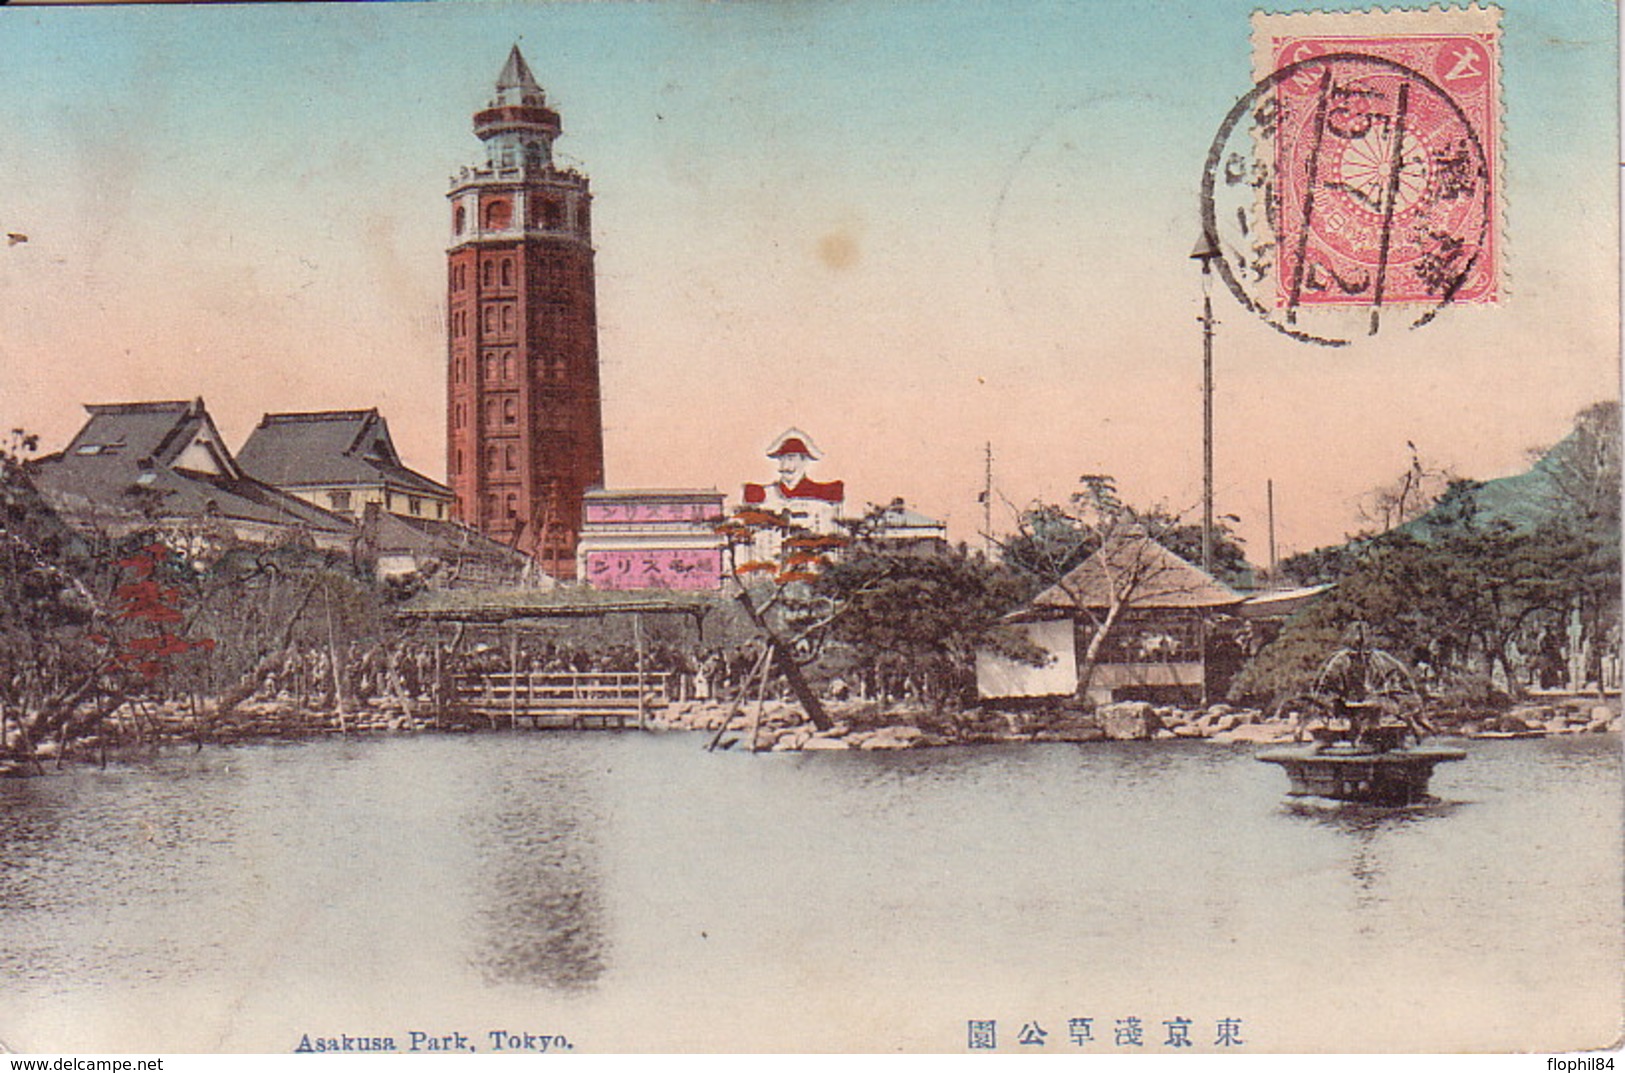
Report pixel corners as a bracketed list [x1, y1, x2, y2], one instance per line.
[453, 205, 465, 234]
[409, 497, 422, 516]
[482, 261, 494, 288]
[505, 492, 518, 519]
[484, 199, 511, 229]
[500, 259, 513, 288]
[503, 397, 517, 425]
[328, 490, 352, 512]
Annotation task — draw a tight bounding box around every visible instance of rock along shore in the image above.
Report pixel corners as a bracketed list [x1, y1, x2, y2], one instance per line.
[5, 695, 1618, 773]
[649, 697, 1623, 751]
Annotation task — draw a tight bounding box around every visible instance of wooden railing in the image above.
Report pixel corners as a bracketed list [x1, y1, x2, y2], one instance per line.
[452, 670, 670, 729]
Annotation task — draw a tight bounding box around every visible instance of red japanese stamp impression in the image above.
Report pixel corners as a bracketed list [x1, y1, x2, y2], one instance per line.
[1202, 6, 1502, 344]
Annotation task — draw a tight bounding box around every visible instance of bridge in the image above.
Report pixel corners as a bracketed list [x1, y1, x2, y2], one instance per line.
[452, 670, 673, 729]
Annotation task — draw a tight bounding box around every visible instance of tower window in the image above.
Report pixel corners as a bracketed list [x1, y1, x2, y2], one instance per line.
[482, 260, 494, 288]
[453, 205, 465, 234]
[504, 444, 517, 471]
[502, 351, 515, 380]
[500, 259, 513, 288]
[503, 397, 517, 425]
[484, 199, 512, 230]
[505, 493, 518, 520]
[543, 198, 564, 229]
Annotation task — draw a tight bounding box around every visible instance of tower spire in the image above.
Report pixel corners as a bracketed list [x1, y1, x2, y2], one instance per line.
[495, 44, 544, 104]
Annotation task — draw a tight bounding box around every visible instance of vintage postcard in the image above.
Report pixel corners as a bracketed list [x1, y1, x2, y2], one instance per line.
[0, 0, 1618, 1059]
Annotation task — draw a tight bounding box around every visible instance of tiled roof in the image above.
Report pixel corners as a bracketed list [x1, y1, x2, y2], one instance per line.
[364, 510, 527, 562]
[32, 400, 352, 537]
[237, 409, 449, 499]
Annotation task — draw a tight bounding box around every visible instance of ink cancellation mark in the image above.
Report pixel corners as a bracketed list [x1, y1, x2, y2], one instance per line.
[1201, 10, 1501, 346]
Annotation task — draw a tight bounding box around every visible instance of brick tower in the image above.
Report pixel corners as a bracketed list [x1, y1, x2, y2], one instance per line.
[446, 46, 605, 579]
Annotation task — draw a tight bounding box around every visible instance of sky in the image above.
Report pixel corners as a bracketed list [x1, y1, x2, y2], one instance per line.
[0, 0, 1615, 562]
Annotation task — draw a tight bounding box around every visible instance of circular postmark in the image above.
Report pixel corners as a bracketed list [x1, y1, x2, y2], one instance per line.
[1201, 52, 1495, 346]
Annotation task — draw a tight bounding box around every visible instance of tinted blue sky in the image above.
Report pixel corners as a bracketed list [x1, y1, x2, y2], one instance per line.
[0, 0, 1615, 554]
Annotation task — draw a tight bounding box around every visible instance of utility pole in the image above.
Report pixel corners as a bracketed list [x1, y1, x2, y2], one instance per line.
[981, 441, 994, 557]
[1191, 232, 1220, 578]
[1267, 478, 1278, 583]
[1192, 233, 1221, 707]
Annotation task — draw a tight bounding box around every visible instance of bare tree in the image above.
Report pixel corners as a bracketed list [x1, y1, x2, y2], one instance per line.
[1358, 441, 1458, 534]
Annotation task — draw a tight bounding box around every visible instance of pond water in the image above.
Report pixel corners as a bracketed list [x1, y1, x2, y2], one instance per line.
[0, 731, 1619, 1053]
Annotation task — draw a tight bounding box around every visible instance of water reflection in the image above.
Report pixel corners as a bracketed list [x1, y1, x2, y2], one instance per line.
[0, 731, 1617, 1053]
[1279, 798, 1464, 925]
[463, 738, 610, 992]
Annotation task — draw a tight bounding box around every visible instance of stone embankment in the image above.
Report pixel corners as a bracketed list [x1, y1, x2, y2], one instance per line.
[652, 697, 1623, 752]
[1457, 702, 1622, 738]
[10, 694, 1616, 772]
[654, 699, 1299, 750]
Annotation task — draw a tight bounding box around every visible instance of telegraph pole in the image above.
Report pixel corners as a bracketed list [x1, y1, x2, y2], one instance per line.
[1191, 233, 1221, 707]
[1267, 478, 1278, 582]
[1191, 233, 1220, 578]
[982, 441, 994, 557]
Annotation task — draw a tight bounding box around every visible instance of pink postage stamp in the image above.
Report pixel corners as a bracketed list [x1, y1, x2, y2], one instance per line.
[1206, 6, 1502, 343]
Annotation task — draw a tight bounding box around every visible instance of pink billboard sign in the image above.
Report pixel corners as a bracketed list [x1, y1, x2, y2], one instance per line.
[584, 548, 723, 590]
[584, 499, 721, 525]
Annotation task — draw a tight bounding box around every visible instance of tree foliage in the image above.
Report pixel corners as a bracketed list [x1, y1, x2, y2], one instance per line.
[1235, 521, 1616, 703]
[1001, 485, 1250, 592]
[816, 547, 1035, 711]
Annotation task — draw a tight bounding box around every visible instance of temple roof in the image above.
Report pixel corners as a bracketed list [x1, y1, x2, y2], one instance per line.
[31, 399, 351, 538]
[237, 409, 449, 499]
